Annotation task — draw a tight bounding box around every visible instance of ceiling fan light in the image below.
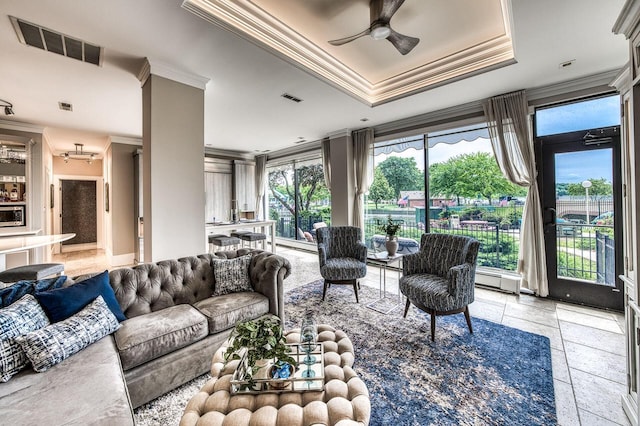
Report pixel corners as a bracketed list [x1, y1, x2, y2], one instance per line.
[370, 26, 390, 40]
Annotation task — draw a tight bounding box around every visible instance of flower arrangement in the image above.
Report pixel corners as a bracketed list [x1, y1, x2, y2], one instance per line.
[224, 315, 297, 381]
[378, 215, 403, 238]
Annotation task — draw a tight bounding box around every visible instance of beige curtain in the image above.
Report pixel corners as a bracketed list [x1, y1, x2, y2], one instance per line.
[352, 128, 373, 230]
[254, 155, 267, 220]
[321, 138, 331, 190]
[484, 90, 548, 296]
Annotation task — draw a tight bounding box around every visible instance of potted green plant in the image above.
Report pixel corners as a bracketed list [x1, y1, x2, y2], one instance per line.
[378, 215, 402, 256]
[224, 315, 297, 387]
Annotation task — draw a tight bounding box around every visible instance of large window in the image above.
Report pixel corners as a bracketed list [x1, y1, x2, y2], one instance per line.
[365, 124, 524, 271]
[267, 156, 330, 242]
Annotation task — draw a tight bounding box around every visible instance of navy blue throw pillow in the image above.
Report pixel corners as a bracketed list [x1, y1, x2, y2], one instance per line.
[35, 271, 126, 322]
[0, 276, 67, 308]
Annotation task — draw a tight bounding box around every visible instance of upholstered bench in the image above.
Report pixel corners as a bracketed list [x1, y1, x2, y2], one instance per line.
[181, 324, 371, 425]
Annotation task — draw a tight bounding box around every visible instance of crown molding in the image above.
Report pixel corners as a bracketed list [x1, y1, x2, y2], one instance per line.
[612, 0, 640, 38]
[204, 146, 254, 160]
[110, 135, 142, 146]
[326, 129, 351, 140]
[610, 64, 631, 90]
[527, 69, 621, 103]
[182, 0, 515, 106]
[138, 58, 210, 90]
[0, 119, 44, 134]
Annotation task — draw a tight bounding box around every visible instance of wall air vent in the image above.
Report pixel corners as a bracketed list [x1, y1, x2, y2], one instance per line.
[10, 16, 103, 66]
[281, 93, 303, 103]
[58, 102, 73, 112]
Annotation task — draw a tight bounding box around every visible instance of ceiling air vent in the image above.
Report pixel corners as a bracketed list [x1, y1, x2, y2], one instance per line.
[281, 93, 303, 103]
[10, 16, 103, 66]
[58, 102, 73, 112]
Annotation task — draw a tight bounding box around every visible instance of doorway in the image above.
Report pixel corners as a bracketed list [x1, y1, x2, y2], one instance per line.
[538, 127, 623, 310]
[54, 176, 103, 253]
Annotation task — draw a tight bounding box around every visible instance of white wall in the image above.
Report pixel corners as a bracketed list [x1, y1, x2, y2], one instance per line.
[142, 74, 205, 261]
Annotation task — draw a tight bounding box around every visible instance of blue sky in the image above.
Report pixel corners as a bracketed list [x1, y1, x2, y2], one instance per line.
[536, 95, 620, 137]
[555, 149, 612, 184]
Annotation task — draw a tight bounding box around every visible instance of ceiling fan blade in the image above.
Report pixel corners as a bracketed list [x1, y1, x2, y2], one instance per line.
[386, 28, 419, 55]
[378, 0, 406, 22]
[328, 28, 371, 46]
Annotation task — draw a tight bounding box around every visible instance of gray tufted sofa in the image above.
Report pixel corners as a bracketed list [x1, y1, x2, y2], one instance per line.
[0, 248, 291, 425]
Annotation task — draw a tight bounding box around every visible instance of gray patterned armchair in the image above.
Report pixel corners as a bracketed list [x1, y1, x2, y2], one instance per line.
[316, 226, 368, 303]
[400, 233, 480, 341]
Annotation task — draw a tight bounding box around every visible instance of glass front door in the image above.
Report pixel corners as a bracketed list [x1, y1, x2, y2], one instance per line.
[539, 128, 623, 310]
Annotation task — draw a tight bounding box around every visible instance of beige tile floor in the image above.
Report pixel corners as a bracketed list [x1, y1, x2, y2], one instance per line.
[57, 245, 629, 426]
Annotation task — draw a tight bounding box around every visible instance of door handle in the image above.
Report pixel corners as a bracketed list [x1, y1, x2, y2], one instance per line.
[544, 207, 557, 228]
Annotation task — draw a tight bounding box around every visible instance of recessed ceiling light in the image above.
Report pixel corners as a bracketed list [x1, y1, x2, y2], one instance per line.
[360, 118, 369, 122]
[559, 59, 575, 69]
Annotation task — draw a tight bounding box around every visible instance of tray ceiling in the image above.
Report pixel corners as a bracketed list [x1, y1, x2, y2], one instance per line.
[183, 0, 515, 106]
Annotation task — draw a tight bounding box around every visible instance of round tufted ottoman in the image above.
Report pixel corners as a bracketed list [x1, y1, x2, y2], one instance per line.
[180, 324, 370, 426]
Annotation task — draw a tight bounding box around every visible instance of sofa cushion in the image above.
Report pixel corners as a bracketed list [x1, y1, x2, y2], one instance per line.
[193, 292, 270, 334]
[212, 254, 253, 296]
[0, 336, 134, 425]
[35, 270, 126, 322]
[0, 276, 67, 308]
[16, 296, 121, 373]
[0, 294, 50, 381]
[114, 304, 209, 371]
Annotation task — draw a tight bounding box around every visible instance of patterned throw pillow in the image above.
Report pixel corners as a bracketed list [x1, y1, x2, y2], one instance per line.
[15, 296, 120, 373]
[212, 254, 253, 296]
[0, 294, 50, 381]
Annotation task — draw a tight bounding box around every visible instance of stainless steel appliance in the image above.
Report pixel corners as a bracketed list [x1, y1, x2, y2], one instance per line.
[0, 205, 25, 227]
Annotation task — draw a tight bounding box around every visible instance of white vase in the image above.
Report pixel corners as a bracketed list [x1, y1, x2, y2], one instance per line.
[385, 236, 399, 257]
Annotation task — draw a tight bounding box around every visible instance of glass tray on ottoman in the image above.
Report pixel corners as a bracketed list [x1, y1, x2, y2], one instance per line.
[230, 343, 325, 394]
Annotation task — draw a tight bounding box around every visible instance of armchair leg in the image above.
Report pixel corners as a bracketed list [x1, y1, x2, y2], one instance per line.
[403, 298, 411, 318]
[430, 309, 436, 342]
[463, 305, 473, 334]
[322, 280, 328, 301]
[352, 280, 359, 303]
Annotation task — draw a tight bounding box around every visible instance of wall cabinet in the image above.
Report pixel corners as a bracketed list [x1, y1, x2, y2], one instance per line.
[204, 158, 232, 223]
[233, 160, 255, 216]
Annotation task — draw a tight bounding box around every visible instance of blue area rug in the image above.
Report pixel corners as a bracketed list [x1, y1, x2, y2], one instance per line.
[285, 281, 557, 426]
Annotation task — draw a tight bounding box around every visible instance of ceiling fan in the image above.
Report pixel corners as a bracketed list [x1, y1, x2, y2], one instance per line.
[328, 0, 420, 55]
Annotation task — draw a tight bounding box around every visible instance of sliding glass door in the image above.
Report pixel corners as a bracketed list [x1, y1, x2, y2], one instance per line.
[267, 156, 330, 242]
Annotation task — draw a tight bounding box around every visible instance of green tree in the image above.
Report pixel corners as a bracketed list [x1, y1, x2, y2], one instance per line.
[268, 164, 328, 215]
[377, 156, 424, 199]
[429, 162, 465, 205]
[566, 178, 612, 200]
[368, 168, 394, 209]
[429, 152, 522, 205]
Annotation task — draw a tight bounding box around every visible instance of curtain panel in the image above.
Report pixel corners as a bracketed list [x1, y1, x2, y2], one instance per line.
[352, 128, 373, 230]
[254, 154, 267, 220]
[483, 90, 549, 296]
[321, 138, 331, 190]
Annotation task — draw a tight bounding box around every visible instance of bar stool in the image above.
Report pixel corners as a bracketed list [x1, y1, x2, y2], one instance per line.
[208, 234, 241, 254]
[0, 263, 65, 283]
[238, 232, 267, 250]
[230, 230, 251, 238]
